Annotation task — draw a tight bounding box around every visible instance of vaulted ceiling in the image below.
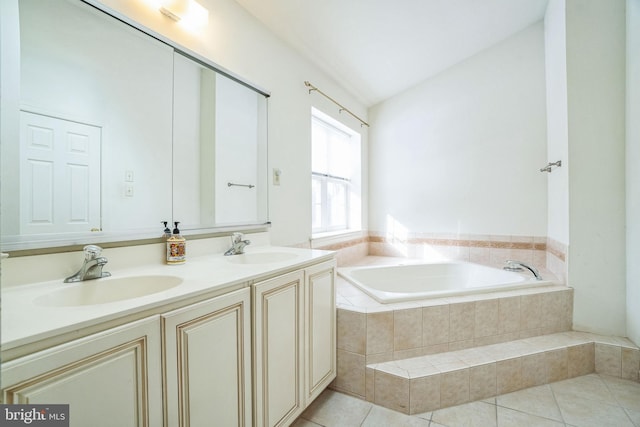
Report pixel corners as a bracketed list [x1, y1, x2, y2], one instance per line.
[232, 0, 550, 106]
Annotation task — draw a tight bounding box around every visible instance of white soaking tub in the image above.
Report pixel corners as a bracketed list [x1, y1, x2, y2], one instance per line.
[338, 261, 554, 303]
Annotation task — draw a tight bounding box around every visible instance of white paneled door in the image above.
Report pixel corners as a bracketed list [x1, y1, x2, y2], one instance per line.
[20, 111, 101, 235]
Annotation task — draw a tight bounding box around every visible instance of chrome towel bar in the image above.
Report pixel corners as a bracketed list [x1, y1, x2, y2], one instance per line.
[228, 182, 255, 189]
[540, 160, 562, 173]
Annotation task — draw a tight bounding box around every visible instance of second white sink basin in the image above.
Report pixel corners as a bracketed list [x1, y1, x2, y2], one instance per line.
[34, 275, 183, 307]
[226, 252, 298, 264]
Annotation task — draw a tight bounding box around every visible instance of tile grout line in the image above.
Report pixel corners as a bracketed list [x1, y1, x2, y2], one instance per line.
[623, 407, 640, 427]
[600, 374, 639, 426]
[358, 404, 374, 427]
[548, 378, 569, 426]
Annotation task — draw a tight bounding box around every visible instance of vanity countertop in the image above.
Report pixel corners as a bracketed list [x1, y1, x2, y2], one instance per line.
[1, 246, 334, 353]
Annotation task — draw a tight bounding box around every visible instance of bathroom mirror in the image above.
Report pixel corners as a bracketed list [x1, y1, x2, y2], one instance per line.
[0, 0, 269, 251]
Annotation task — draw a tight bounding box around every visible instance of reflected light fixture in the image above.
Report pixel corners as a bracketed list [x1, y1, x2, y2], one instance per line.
[159, 0, 209, 28]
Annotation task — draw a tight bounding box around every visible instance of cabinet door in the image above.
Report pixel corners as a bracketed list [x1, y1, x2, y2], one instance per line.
[1, 316, 162, 427]
[253, 270, 304, 427]
[163, 288, 251, 427]
[304, 260, 337, 403]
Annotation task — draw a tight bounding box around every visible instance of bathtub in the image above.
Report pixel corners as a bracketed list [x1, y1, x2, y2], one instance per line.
[338, 261, 554, 303]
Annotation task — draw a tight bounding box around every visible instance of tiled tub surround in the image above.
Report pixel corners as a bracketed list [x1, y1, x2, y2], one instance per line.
[335, 279, 574, 399]
[367, 233, 548, 268]
[314, 232, 567, 281]
[332, 256, 640, 415]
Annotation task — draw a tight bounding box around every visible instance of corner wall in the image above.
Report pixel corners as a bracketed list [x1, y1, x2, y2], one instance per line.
[368, 23, 547, 239]
[565, 0, 626, 336]
[627, 0, 640, 346]
[544, 0, 569, 247]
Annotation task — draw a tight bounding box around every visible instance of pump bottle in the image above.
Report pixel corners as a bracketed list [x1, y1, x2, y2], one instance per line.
[166, 221, 186, 264]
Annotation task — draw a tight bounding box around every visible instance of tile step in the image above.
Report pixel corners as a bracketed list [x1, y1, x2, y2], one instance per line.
[367, 331, 639, 415]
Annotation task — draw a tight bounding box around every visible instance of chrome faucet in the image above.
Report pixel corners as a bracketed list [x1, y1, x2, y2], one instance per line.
[64, 245, 111, 283]
[504, 260, 542, 281]
[224, 233, 251, 256]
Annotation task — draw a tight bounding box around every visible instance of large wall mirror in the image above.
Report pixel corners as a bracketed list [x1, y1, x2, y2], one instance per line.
[0, 0, 269, 252]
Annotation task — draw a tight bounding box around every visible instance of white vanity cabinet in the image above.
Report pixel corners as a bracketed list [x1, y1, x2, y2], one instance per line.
[162, 288, 252, 427]
[253, 260, 336, 427]
[1, 252, 336, 427]
[0, 316, 163, 427]
[303, 260, 337, 404]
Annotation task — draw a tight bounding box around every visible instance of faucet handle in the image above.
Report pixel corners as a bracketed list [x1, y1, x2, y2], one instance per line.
[83, 245, 103, 260]
[231, 232, 243, 244]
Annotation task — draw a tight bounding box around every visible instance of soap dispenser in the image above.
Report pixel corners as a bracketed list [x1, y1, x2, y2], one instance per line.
[161, 221, 172, 239]
[166, 221, 186, 264]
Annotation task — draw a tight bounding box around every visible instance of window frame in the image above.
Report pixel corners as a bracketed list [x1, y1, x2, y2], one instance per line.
[311, 108, 361, 237]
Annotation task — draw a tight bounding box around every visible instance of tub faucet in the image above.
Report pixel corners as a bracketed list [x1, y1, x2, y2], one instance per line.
[504, 260, 542, 281]
[64, 245, 111, 283]
[224, 233, 251, 256]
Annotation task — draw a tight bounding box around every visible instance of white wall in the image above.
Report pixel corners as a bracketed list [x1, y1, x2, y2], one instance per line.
[0, 0, 21, 237]
[565, 0, 627, 336]
[627, 0, 640, 346]
[368, 23, 547, 237]
[95, 0, 369, 247]
[544, 0, 569, 245]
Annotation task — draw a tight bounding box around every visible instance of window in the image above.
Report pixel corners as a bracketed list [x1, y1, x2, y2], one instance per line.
[311, 108, 361, 235]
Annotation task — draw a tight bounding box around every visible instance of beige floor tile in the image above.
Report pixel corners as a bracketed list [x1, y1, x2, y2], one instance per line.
[496, 406, 565, 427]
[601, 375, 640, 412]
[496, 385, 563, 422]
[300, 389, 372, 427]
[291, 418, 323, 427]
[551, 373, 617, 405]
[413, 411, 433, 422]
[625, 408, 640, 426]
[431, 401, 497, 427]
[555, 393, 635, 427]
[361, 405, 430, 427]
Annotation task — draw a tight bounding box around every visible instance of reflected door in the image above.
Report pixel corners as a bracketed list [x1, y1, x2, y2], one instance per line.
[20, 111, 101, 235]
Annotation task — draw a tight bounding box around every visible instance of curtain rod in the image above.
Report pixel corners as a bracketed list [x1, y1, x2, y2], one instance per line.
[304, 81, 370, 127]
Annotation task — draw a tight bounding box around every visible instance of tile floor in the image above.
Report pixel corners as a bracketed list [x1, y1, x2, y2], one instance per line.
[294, 374, 640, 427]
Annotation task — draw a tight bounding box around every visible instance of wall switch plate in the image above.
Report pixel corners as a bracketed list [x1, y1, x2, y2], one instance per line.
[273, 168, 281, 186]
[125, 184, 134, 197]
[125, 170, 134, 182]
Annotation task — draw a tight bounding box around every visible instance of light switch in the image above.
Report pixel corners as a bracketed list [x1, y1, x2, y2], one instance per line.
[125, 170, 134, 182]
[273, 168, 281, 186]
[125, 184, 134, 197]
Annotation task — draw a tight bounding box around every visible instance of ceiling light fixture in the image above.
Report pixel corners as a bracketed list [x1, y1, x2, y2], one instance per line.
[159, 0, 209, 28]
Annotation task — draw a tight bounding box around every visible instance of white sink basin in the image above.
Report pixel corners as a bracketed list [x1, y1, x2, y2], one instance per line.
[34, 275, 183, 307]
[225, 252, 298, 264]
